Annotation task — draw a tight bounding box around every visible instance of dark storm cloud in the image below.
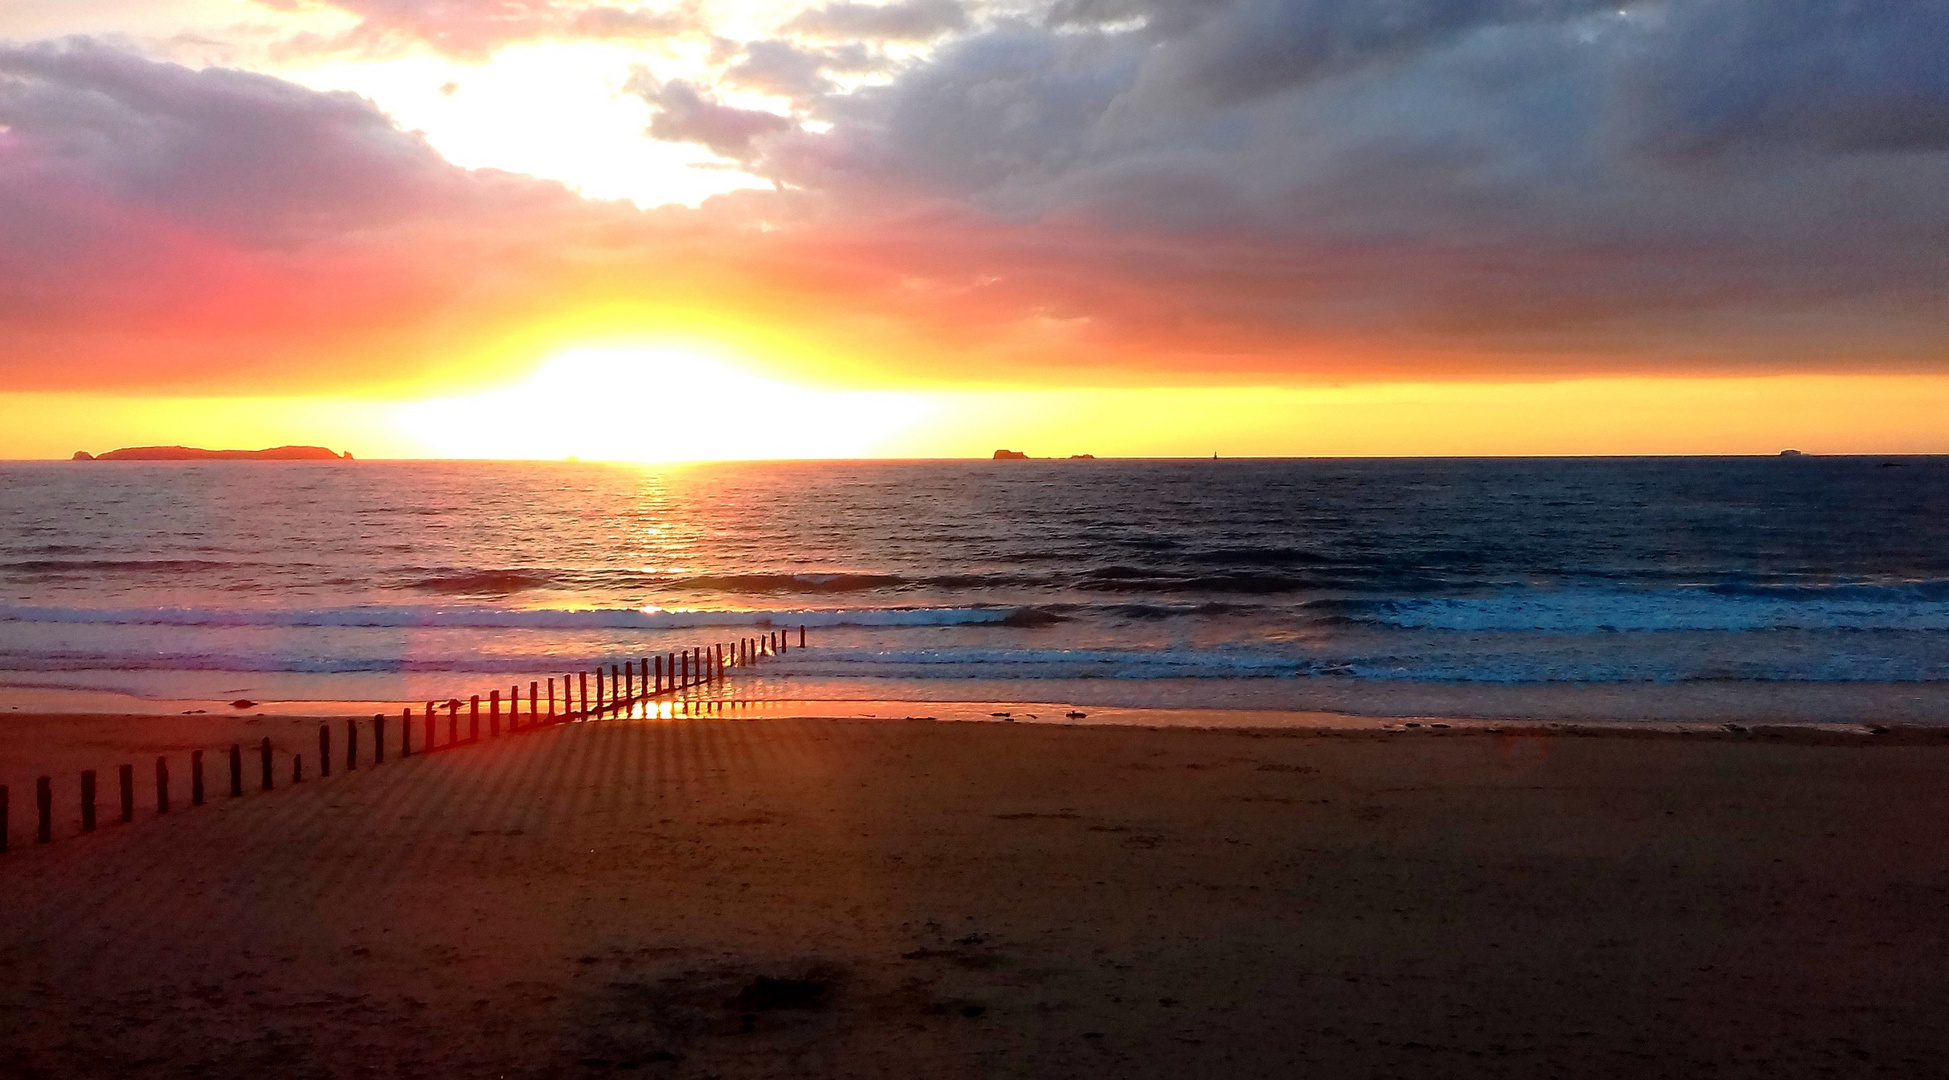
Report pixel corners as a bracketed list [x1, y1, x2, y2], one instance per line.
[1618, 0, 1949, 157]
[748, 0, 1949, 362]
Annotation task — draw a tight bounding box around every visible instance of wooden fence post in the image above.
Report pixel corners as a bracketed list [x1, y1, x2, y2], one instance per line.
[655, 655, 664, 693]
[156, 757, 170, 814]
[511, 685, 522, 729]
[468, 696, 479, 741]
[800, 625, 806, 648]
[120, 764, 133, 822]
[426, 705, 437, 751]
[624, 662, 633, 703]
[530, 682, 539, 727]
[403, 708, 413, 756]
[579, 672, 589, 718]
[230, 744, 243, 797]
[715, 644, 724, 681]
[490, 691, 501, 737]
[81, 770, 96, 833]
[347, 717, 358, 771]
[320, 724, 332, 777]
[375, 714, 386, 763]
[192, 750, 206, 806]
[37, 777, 51, 842]
[260, 737, 273, 791]
[448, 699, 459, 744]
[596, 668, 606, 712]
[548, 678, 557, 720]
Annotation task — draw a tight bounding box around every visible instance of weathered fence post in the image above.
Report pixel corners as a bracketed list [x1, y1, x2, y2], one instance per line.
[579, 672, 589, 718]
[624, 662, 633, 703]
[81, 770, 96, 833]
[511, 685, 522, 729]
[191, 750, 205, 806]
[801, 625, 807, 648]
[120, 764, 133, 822]
[156, 757, 170, 814]
[230, 744, 243, 797]
[448, 699, 459, 744]
[548, 678, 557, 721]
[425, 705, 436, 751]
[596, 668, 606, 712]
[320, 724, 332, 777]
[490, 691, 501, 737]
[347, 717, 359, 771]
[402, 708, 413, 757]
[530, 682, 539, 727]
[716, 644, 725, 681]
[375, 714, 386, 763]
[260, 737, 273, 791]
[654, 655, 664, 693]
[37, 776, 52, 842]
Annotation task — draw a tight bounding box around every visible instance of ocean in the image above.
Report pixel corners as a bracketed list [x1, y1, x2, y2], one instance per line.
[2, 457, 1947, 720]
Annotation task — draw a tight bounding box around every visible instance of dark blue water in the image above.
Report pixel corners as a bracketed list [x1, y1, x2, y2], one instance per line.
[0, 457, 1945, 707]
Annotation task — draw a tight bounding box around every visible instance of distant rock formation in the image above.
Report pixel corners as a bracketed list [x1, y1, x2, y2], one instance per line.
[1778, 449, 1805, 457]
[993, 449, 1029, 459]
[1069, 454, 1095, 459]
[80, 445, 351, 461]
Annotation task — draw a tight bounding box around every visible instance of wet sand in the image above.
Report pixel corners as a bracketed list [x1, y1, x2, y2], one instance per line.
[3, 712, 1948, 1077]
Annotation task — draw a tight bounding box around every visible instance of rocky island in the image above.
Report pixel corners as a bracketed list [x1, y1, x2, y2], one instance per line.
[73, 445, 352, 461]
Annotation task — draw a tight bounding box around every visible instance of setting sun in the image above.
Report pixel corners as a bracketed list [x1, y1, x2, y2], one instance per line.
[395, 345, 934, 460]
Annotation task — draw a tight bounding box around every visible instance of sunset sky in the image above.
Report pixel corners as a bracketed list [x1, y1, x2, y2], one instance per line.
[2, 0, 1945, 458]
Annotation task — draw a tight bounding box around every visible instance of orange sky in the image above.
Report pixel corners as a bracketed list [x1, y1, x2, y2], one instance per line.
[2, 2, 1945, 458]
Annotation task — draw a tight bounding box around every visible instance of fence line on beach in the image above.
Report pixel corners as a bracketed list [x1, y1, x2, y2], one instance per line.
[0, 625, 809, 855]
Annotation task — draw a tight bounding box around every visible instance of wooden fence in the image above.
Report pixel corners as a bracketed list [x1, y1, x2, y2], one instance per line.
[0, 626, 808, 855]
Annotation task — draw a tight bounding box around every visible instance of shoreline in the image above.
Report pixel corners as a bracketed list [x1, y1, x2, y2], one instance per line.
[7, 674, 1949, 727]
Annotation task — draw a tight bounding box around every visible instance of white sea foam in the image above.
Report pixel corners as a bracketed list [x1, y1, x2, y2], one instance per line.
[1362, 588, 1949, 633]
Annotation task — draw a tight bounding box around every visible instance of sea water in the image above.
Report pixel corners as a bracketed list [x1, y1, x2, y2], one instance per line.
[1, 458, 1946, 718]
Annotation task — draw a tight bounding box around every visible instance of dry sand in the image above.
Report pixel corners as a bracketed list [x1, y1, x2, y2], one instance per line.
[3, 711, 1948, 1078]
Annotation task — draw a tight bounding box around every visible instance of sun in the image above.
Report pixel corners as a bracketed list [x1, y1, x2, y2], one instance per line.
[393, 344, 934, 461]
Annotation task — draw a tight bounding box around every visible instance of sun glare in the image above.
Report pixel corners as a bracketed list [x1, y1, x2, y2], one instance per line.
[394, 345, 934, 460]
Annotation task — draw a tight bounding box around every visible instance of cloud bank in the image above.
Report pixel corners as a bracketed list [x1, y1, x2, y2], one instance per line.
[3, 0, 1948, 392]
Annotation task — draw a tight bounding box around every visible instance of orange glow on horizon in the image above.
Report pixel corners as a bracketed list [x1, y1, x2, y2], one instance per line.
[5, 371, 1949, 461]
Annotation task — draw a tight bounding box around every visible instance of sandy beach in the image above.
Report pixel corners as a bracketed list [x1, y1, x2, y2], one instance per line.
[4, 709, 1948, 1078]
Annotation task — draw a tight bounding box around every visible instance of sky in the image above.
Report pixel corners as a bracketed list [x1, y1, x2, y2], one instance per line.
[1, 0, 1946, 458]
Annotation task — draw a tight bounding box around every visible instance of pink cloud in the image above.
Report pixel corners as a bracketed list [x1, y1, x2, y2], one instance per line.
[3, 12, 1949, 396]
